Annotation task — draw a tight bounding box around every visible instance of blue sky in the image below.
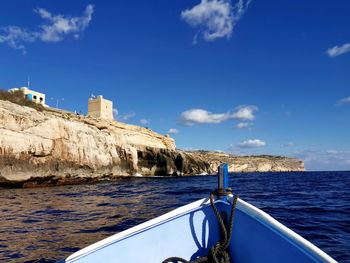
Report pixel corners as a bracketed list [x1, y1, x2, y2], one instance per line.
[0, 0, 349, 171]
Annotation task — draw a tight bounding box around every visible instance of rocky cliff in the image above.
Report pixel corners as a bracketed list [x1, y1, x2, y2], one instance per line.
[185, 151, 305, 173]
[0, 100, 304, 187]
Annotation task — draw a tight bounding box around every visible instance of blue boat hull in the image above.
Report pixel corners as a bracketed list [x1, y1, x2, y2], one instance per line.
[64, 197, 336, 263]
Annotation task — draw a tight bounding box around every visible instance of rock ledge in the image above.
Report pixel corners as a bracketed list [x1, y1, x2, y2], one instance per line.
[0, 100, 304, 187]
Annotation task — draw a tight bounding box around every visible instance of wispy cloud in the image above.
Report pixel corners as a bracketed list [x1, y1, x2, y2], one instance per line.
[168, 128, 179, 134]
[0, 27, 37, 52]
[336, 96, 350, 106]
[0, 4, 94, 54]
[140, 119, 150, 125]
[282, 142, 296, 148]
[326, 150, 339, 154]
[293, 149, 350, 171]
[238, 139, 266, 148]
[112, 108, 119, 119]
[231, 106, 257, 120]
[179, 105, 257, 126]
[235, 122, 253, 129]
[326, 43, 350, 58]
[181, 0, 251, 44]
[34, 5, 94, 42]
[117, 112, 136, 121]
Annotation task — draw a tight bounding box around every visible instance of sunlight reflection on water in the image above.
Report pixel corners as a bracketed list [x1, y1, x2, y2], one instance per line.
[0, 172, 349, 262]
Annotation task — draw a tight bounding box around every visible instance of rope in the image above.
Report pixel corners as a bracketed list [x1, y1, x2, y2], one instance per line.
[162, 194, 239, 263]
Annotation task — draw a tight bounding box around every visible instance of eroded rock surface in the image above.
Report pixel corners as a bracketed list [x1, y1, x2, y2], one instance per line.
[0, 100, 304, 187]
[185, 151, 305, 173]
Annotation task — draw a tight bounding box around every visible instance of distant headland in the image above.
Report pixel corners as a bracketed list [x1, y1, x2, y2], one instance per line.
[0, 88, 304, 187]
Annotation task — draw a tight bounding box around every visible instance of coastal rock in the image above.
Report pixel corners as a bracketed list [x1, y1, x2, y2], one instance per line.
[185, 151, 305, 173]
[0, 100, 304, 187]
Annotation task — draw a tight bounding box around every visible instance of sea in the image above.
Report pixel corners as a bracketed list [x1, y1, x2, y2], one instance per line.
[0, 171, 349, 262]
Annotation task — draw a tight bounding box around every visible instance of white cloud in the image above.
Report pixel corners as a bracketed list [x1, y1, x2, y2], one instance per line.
[112, 108, 118, 119]
[0, 5, 94, 53]
[0, 26, 37, 53]
[117, 112, 136, 121]
[178, 147, 200, 151]
[336, 96, 350, 106]
[180, 109, 228, 125]
[231, 105, 257, 120]
[326, 43, 350, 58]
[179, 105, 258, 125]
[326, 150, 339, 154]
[238, 139, 266, 148]
[293, 149, 350, 171]
[140, 119, 150, 125]
[35, 5, 94, 42]
[168, 128, 179, 134]
[236, 122, 252, 129]
[181, 0, 251, 43]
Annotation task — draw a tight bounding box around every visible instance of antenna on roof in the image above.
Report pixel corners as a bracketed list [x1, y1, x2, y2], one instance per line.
[27, 76, 30, 89]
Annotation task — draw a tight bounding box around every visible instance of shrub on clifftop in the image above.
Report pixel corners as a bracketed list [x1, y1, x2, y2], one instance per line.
[0, 89, 45, 112]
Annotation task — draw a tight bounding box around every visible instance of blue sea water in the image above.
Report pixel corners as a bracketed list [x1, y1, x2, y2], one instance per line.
[0, 171, 349, 262]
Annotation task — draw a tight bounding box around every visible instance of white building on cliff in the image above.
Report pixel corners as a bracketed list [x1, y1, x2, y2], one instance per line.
[87, 95, 113, 120]
[8, 87, 47, 106]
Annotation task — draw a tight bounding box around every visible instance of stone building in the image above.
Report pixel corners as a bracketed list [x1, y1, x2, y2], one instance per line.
[87, 95, 113, 120]
[8, 87, 46, 106]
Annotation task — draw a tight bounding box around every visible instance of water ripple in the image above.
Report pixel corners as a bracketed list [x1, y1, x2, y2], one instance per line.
[0, 171, 349, 262]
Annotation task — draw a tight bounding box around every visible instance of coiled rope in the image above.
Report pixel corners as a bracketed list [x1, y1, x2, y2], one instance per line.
[162, 193, 239, 263]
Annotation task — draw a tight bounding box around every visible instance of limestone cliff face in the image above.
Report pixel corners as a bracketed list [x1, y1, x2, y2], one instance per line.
[185, 151, 305, 173]
[0, 100, 304, 187]
[0, 100, 210, 186]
